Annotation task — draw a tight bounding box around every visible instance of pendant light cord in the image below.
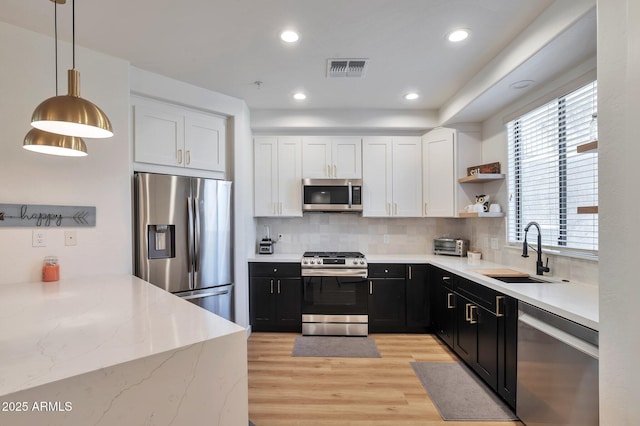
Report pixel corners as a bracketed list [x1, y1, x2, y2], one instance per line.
[72, 0, 75, 69]
[54, 0, 58, 95]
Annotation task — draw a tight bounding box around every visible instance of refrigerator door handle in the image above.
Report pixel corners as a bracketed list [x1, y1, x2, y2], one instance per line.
[180, 289, 231, 300]
[187, 195, 195, 289]
[194, 196, 201, 274]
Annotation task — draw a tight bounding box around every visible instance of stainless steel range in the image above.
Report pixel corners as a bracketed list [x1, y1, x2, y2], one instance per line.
[301, 251, 368, 336]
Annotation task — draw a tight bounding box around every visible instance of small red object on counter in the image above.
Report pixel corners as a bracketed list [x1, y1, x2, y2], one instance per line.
[42, 256, 60, 282]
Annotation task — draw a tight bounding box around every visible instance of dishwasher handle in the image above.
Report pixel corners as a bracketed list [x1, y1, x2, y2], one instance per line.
[519, 313, 599, 359]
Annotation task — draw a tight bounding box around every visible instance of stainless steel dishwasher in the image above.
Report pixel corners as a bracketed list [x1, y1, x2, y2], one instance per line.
[517, 302, 598, 425]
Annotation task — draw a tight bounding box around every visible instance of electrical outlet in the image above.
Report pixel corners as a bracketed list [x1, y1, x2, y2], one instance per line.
[278, 233, 290, 243]
[32, 230, 46, 247]
[490, 238, 499, 250]
[65, 230, 77, 246]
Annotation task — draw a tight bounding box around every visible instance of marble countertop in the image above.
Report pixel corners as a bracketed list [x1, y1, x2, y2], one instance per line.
[0, 274, 245, 397]
[248, 253, 598, 330]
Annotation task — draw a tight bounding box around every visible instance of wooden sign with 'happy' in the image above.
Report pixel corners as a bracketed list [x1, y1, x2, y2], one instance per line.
[0, 204, 96, 227]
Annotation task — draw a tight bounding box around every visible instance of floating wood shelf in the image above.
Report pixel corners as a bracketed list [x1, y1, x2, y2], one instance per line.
[577, 140, 598, 154]
[577, 206, 598, 214]
[458, 211, 505, 218]
[458, 173, 505, 184]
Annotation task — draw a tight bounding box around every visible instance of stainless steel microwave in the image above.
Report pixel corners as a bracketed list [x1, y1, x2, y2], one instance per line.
[302, 178, 363, 212]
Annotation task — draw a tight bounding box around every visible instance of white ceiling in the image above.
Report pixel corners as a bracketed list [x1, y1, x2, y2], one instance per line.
[0, 0, 595, 123]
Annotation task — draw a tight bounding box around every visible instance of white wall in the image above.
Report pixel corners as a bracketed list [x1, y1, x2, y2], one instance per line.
[0, 22, 131, 284]
[598, 0, 640, 422]
[130, 68, 255, 329]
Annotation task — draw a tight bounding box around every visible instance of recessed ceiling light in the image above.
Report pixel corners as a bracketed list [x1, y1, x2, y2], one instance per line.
[404, 93, 420, 100]
[280, 30, 300, 43]
[447, 29, 469, 42]
[293, 92, 307, 100]
[509, 80, 535, 90]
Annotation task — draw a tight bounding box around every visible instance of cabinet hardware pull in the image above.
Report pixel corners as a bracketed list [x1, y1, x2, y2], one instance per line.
[273, 203, 276, 215]
[408, 266, 412, 280]
[386, 203, 390, 215]
[442, 276, 451, 281]
[333, 164, 337, 177]
[465, 303, 472, 321]
[424, 202, 427, 216]
[270, 279, 274, 294]
[177, 149, 183, 164]
[369, 280, 373, 295]
[186, 150, 191, 165]
[495, 295, 505, 317]
[277, 280, 281, 294]
[447, 292, 454, 309]
[469, 305, 478, 324]
[394, 203, 398, 215]
[279, 202, 283, 215]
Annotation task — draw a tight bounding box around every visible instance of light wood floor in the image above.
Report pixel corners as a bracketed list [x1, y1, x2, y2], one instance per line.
[248, 333, 522, 426]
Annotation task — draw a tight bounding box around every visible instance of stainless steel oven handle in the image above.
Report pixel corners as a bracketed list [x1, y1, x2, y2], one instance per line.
[348, 181, 352, 208]
[301, 269, 368, 278]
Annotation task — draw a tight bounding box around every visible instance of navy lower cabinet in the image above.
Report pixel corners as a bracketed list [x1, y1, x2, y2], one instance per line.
[429, 266, 517, 410]
[368, 264, 406, 332]
[249, 263, 302, 332]
[405, 264, 430, 332]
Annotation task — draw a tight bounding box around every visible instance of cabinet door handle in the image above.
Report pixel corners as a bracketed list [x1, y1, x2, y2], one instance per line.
[469, 305, 478, 324]
[186, 150, 191, 165]
[279, 202, 283, 215]
[447, 292, 455, 309]
[495, 296, 505, 317]
[333, 164, 337, 177]
[177, 149, 183, 164]
[273, 203, 276, 215]
[408, 266, 412, 280]
[270, 279, 274, 294]
[442, 276, 451, 281]
[424, 202, 427, 216]
[465, 303, 472, 321]
[369, 280, 373, 295]
[277, 280, 281, 294]
[386, 203, 390, 215]
[394, 203, 398, 215]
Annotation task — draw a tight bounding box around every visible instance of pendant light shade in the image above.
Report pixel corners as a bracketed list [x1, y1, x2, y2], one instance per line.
[23, 128, 88, 157]
[31, 69, 113, 138]
[28, 0, 113, 142]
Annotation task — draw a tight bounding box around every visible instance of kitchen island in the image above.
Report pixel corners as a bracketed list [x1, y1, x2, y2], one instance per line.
[0, 274, 248, 426]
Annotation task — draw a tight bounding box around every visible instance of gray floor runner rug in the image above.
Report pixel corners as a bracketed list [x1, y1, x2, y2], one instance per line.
[291, 336, 381, 358]
[411, 361, 518, 421]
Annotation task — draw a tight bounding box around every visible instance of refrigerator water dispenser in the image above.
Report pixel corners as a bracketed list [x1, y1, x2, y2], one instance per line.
[147, 225, 175, 259]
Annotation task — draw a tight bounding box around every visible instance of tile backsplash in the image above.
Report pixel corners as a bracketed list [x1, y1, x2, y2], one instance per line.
[256, 214, 598, 286]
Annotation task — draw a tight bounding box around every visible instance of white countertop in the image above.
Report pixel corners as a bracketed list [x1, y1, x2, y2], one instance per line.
[249, 253, 599, 330]
[0, 274, 245, 397]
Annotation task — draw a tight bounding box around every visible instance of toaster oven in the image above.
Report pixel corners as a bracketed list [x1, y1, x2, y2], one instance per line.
[434, 237, 469, 257]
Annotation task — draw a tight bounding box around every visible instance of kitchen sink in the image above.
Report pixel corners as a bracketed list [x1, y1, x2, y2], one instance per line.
[491, 275, 552, 284]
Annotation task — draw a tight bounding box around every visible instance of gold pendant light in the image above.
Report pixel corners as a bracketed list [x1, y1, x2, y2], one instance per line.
[24, 128, 88, 157]
[30, 0, 113, 139]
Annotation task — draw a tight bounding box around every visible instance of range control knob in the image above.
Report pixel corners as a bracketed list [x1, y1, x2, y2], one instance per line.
[360, 260, 365, 265]
[310, 259, 315, 265]
[353, 259, 358, 265]
[302, 259, 308, 265]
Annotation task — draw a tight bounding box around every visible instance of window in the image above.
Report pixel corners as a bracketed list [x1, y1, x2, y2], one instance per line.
[507, 81, 598, 253]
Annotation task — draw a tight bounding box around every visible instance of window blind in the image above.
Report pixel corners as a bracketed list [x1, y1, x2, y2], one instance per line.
[507, 81, 598, 252]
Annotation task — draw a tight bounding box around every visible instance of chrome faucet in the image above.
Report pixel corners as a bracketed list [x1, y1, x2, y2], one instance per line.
[522, 221, 550, 276]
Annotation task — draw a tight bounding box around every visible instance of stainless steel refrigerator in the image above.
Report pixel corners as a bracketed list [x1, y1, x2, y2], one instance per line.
[134, 172, 234, 322]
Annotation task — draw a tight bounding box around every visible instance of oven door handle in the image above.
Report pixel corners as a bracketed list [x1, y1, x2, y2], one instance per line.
[302, 269, 368, 278]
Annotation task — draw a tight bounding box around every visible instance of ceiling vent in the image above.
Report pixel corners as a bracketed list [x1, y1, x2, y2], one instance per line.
[327, 58, 369, 78]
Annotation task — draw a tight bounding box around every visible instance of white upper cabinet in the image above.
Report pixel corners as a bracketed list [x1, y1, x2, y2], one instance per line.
[422, 127, 482, 217]
[254, 136, 303, 217]
[132, 96, 226, 173]
[302, 137, 362, 178]
[362, 136, 422, 217]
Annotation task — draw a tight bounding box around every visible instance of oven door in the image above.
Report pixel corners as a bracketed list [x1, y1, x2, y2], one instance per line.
[302, 275, 368, 315]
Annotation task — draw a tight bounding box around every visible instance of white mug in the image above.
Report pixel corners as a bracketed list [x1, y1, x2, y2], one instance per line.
[489, 204, 501, 213]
